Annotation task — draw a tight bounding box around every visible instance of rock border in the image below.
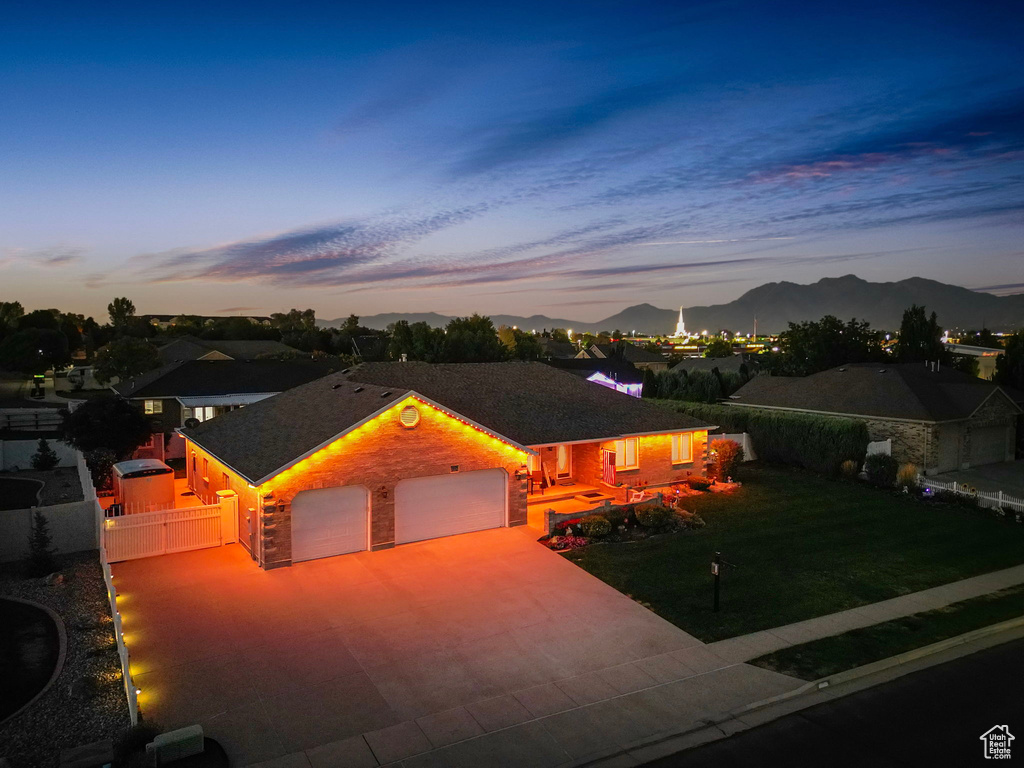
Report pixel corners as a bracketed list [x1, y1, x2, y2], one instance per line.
[0, 595, 67, 729]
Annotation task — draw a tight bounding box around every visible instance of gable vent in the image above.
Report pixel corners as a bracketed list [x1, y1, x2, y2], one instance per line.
[399, 405, 420, 428]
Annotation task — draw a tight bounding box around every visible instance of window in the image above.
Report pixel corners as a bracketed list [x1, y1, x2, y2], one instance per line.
[613, 438, 638, 470]
[671, 433, 693, 464]
[194, 406, 216, 422]
[221, 472, 230, 491]
[144, 399, 163, 414]
[203, 458, 209, 481]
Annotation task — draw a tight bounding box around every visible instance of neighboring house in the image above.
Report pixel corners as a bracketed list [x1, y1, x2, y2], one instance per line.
[114, 359, 340, 461]
[180, 361, 712, 568]
[944, 342, 1003, 380]
[546, 358, 645, 397]
[536, 337, 579, 359]
[142, 314, 273, 330]
[727, 362, 1022, 474]
[671, 353, 755, 376]
[157, 335, 300, 364]
[577, 343, 669, 372]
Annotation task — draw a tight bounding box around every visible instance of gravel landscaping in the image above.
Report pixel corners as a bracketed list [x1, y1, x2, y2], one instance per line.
[0, 552, 131, 768]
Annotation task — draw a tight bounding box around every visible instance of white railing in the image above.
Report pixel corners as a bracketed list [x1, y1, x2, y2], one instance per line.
[918, 475, 1024, 516]
[99, 544, 139, 726]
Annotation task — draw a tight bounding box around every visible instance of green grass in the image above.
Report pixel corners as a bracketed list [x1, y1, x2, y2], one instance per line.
[750, 584, 1024, 680]
[563, 464, 1024, 641]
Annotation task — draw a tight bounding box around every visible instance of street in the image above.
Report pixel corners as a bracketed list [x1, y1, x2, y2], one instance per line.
[646, 639, 1024, 767]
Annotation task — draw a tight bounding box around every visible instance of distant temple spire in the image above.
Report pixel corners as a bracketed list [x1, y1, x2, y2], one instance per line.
[673, 307, 686, 338]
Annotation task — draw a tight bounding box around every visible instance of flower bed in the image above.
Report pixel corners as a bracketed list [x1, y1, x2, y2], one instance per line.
[543, 499, 706, 550]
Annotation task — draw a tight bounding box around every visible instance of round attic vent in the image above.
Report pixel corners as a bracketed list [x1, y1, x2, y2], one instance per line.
[399, 405, 420, 428]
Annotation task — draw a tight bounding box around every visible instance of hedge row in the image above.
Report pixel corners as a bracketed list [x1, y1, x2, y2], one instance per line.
[656, 400, 869, 475]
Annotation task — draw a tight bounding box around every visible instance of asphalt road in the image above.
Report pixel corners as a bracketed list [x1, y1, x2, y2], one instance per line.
[646, 638, 1024, 767]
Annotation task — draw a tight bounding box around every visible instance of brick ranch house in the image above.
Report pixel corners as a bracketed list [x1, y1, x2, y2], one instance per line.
[728, 362, 1022, 474]
[180, 361, 712, 568]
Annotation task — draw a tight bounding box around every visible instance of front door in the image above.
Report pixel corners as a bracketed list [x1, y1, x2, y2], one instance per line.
[556, 444, 572, 479]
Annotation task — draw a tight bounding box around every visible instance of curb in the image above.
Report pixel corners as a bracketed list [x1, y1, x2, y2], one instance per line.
[575, 615, 1024, 767]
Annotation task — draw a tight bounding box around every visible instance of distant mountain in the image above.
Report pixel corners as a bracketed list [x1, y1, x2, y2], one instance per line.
[321, 311, 582, 331]
[679, 275, 1024, 334]
[321, 276, 1024, 335]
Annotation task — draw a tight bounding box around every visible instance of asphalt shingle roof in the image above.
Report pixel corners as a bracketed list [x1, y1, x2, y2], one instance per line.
[181, 361, 711, 483]
[729, 363, 1022, 422]
[157, 336, 299, 363]
[114, 359, 340, 399]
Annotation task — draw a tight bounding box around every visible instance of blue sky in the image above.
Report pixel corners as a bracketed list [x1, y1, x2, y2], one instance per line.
[1, 0, 1022, 321]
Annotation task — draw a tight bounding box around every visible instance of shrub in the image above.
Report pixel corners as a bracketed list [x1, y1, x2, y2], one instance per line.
[578, 514, 611, 538]
[85, 448, 117, 491]
[896, 463, 918, 488]
[634, 503, 675, 528]
[551, 535, 589, 550]
[675, 509, 706, 529]
[864, 453, 898, 487]
[654, 401, 869, 475]
[31, 438, 60, 471]
[27, 510, 55, 576]
[687, 477, 712, 492]
[839, 459, 860, 478]
[708, 439, 743, 481]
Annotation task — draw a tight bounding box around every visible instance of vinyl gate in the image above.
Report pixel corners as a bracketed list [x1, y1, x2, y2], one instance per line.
[104, 503, 226, 562]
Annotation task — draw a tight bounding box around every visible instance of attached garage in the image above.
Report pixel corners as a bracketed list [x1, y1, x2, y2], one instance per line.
[394, 468, 507, 545]
[291, 486, 369, 562]
[970, 425, 1009, 467]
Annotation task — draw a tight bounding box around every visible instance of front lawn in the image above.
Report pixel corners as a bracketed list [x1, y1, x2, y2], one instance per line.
[564, 464, 1024, 641]
[751, 584, 1024, 680]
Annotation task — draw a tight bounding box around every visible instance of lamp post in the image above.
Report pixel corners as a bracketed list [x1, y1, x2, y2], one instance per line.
[712, 552, 736, 612]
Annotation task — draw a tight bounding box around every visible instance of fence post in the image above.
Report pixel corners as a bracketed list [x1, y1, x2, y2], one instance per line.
[216, 490, 238, 545]
[999, 491, 1004, 508]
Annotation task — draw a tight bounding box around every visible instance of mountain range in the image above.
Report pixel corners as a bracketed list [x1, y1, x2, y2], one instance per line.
[321, 276, 1024, 335]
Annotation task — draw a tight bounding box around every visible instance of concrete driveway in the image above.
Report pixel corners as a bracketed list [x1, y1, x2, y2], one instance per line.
[113, 528, 797, 766]
[935, 460, 1024, 498]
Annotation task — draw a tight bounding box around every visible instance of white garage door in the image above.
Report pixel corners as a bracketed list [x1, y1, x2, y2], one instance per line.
[291, 486, 368, 562]
[972, 426, 1008, 467]
[395, 469, 506, 545]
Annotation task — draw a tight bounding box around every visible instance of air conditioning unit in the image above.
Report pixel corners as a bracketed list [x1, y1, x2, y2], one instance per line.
[146, 725, 204, 765]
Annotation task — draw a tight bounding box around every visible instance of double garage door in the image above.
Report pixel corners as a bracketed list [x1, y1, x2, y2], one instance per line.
[290, 468, 506, 562]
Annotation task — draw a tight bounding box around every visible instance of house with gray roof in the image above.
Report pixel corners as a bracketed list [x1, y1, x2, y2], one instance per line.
[179, 361, 713, 567]
[577, 342, 668, 371]
[157, 335, 300, 364]
[727, 362, 1021, 473]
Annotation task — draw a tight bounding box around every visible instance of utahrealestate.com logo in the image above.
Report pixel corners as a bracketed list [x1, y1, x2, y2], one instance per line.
[980, 725, 1014, 760]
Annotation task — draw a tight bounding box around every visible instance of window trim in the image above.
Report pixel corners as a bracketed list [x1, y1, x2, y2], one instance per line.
[144, 399, 163, 415]
[671, 433, 694, 465]
[613, 438, 639, 470]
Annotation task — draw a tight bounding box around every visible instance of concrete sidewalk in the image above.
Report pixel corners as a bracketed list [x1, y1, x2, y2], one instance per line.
[243, 562, 1024, 768]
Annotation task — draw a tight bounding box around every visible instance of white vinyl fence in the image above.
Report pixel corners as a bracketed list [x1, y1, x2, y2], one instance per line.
[99, 547, 139, 725]
[917, 475, 1024, 517]
[866, 439, 892, 457]
[102, 494, 238, 563]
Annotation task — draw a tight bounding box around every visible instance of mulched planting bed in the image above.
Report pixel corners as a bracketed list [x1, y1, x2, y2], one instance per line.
[0, 552, 131, 768]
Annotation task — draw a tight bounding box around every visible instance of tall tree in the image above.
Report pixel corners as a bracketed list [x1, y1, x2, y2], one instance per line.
[896, 304, 946, 363]
[61, 397, 152, 459]
[704, 338, 734, 358]
[441, 315, 507, 363]
[107, 297, 136, 327]
[0, 327, 70, 373]
[92, 337, 160, 384]
[774, 315, 884, 376]
[0, 301, 24, 338]
[994, 331, 1024, 391]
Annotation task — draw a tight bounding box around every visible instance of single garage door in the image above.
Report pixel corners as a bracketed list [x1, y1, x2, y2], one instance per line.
[291, 486, 368, 562]
[971, 425, 1008, 467]
[395, 469, 506, 545]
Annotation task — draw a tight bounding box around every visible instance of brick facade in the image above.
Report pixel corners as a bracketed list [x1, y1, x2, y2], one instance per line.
[185, 398, 529, 569]
[566, 431, 708, 488]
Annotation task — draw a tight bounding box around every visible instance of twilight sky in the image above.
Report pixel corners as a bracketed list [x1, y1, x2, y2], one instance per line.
[1, 0, 1022, 322]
